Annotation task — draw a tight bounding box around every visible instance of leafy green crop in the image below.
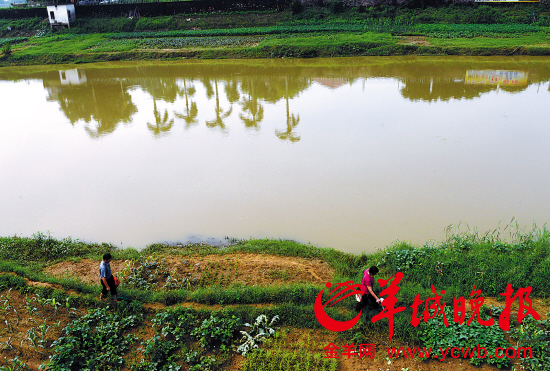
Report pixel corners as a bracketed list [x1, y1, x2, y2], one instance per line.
[152, 307, 200, 342]
[123, 257, 169, 290]
[380, 245, 439, 271]
[363, 18, 414, 34]
[132, 336, 179, 371]
[106, 23, 365, 40]
[0, 357, 30, 371]
[46, 308, 141, 370]
[138, 36, 265, 49]
[184, 351, 219, 371]
[420, 306, 510, 368]
[191, 312, 242, 350]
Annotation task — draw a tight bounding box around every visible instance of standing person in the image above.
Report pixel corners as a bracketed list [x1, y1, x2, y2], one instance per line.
[360, 266, 381, 310]
[99, 253, 117, 302]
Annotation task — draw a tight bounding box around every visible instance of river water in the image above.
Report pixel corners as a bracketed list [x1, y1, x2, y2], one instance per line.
[1, 57, 549, 254]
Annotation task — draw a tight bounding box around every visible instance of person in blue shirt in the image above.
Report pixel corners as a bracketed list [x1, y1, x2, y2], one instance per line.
[99, 253, 117, 302]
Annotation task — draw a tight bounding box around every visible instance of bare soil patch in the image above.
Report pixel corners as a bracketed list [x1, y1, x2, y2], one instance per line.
[0, 288, 86, 370]
[398, 36, 431, 46]
[43, 253, 334, 289]
[44, 258, 128, 286]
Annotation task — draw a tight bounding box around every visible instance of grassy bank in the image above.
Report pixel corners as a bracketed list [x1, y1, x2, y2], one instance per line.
[0, 224, 549, 370]
[1, 27, 549, 66]
[1, 6, 550, 65]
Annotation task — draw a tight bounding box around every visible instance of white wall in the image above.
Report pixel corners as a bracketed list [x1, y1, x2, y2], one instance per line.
[59, 69, 87, 85]
[47, 4, 76, 26]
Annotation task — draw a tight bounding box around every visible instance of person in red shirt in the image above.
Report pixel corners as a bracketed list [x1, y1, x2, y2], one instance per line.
[359, 266, 381, 310]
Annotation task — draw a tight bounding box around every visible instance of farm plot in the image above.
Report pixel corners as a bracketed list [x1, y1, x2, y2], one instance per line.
[43, 253, 334, 291]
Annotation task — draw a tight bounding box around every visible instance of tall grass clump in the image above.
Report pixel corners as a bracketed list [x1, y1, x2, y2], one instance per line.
[0, 232, 117, 264]
[378, 221, 550, 298]
[363, 18, 414, 34]
[186, 283, 323, 305]
[135, 16, 177, 31]
[0, 18, 44, 33]
[1, 40, 10, 58]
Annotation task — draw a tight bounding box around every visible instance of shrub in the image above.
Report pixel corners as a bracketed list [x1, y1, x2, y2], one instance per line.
[538, 16, 550, 27]
[291, 0, 305, 15]
[328, 0, 345, 14]
[191, 312, 242, 349]
[0, 274, 26, 289]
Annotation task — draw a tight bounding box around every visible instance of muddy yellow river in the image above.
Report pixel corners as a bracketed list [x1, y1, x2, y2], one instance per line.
[1, 57, 549, 253]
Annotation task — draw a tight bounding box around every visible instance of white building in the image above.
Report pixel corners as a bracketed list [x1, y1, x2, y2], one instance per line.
[59, 69, 87, 85]
[46, 4, 76, 28]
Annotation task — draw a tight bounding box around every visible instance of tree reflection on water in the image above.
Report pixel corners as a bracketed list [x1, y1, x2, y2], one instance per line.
[205, 79, 232, 133]
[16, 59, 548, 141]
[174, 78, 198, 129]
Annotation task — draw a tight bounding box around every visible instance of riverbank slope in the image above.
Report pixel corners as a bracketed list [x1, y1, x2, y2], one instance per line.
[1, 7, 550, 66]
[0, 228, 549, 370]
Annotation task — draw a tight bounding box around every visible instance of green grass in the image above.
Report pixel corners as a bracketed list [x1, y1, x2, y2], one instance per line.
[3, 223, 550, 305]
[0, 37, 27, 46]
[0, 17, 44, 32]
[242, 348, 338, 371]
[2, 223, 550, 369]
[3, 29, 549, 66]
[240, 328, 338, 371]
[429, 33, 550, 47]
[1, 7, 550, 65]
[415, 23, 546, 38]
[104, 23, 366, 40]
